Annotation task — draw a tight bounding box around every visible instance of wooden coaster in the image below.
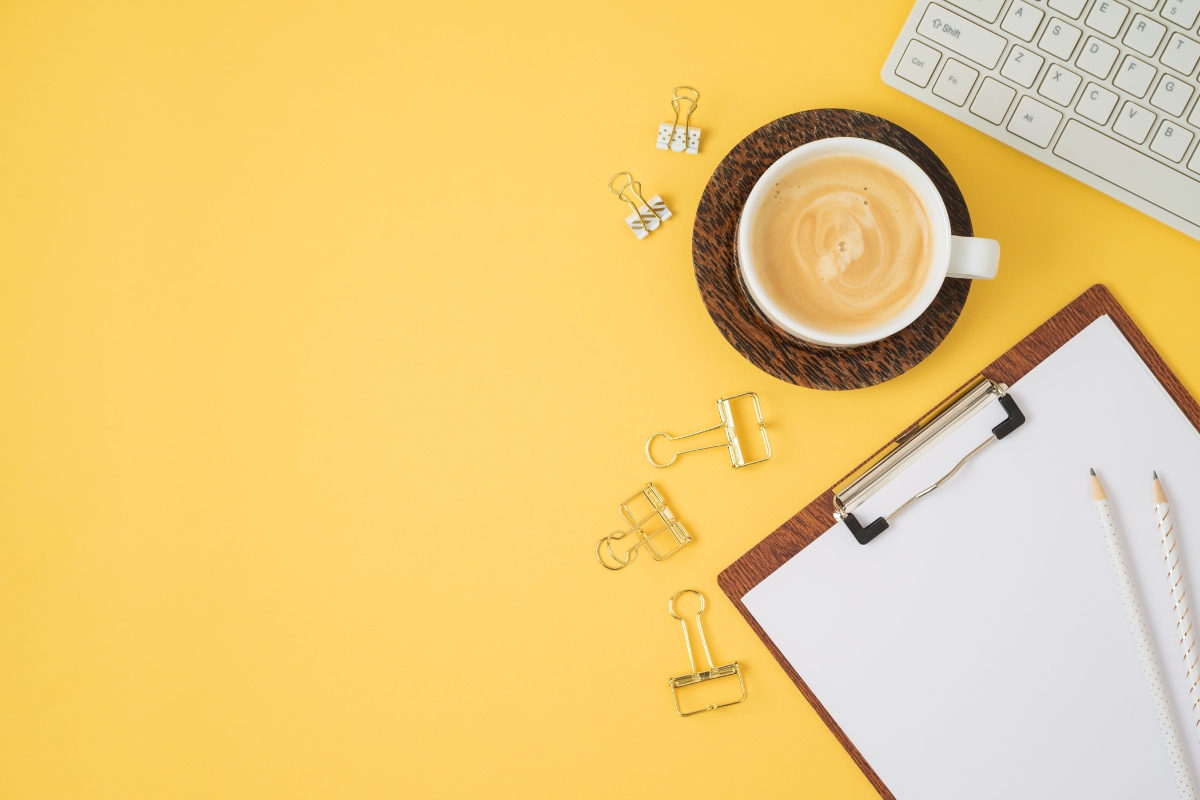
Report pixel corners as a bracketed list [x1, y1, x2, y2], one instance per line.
[692, 109, 973, 391]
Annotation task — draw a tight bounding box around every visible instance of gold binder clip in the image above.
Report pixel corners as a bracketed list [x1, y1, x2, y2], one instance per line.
[667, 590, 746, 717]
[595, 483, 691, 571]
[608, 171, 672, 240]
[645, 392, 772, 469]
[656, 86, 701, 154]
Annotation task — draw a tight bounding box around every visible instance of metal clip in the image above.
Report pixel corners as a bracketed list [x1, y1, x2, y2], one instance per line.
[656, 86, 701, 154]
[833, 378, 1026, 544]
[595, 483, 692, 571]
[608, 172, 671, 240]
[667, 590, 746, 717]
[645, 392, 772, 469]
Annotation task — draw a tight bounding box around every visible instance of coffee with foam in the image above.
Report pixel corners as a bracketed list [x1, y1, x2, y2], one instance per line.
[749, 154, 933, 336]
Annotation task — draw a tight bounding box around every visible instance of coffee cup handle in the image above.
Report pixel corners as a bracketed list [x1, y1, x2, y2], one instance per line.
[947, 236, 1000, 280]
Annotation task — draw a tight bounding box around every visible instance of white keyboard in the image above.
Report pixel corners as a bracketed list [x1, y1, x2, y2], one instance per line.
[883, 0, 1200, 240]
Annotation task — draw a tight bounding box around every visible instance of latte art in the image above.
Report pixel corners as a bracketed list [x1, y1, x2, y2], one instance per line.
[750, 155, 932, 335]
[800, 190, 884, 287]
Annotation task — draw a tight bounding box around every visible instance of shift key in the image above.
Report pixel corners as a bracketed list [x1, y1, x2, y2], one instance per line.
[918, 4, 1007, 69]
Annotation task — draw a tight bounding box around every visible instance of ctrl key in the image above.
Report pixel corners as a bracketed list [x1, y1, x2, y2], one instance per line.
[896, 39, 941, 88]
[971, 77, 1017, 124]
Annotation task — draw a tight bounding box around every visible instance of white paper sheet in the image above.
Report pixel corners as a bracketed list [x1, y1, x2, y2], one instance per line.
[744, 316, 1200, 799]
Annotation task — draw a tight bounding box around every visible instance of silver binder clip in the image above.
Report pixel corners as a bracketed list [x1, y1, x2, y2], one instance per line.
[645, 392, 771, 469]
[655, 86, 701, 154]
[608, 172, 671, 240]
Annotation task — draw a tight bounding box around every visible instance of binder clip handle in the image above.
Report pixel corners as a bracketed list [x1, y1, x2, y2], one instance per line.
[595, 530, 638, 571]
[670, 86, 699, 126]
[668, 588, 706, 620]
[668, 589, 713, 675]
[645, 427, 726, 468]
[607, 171, 663, 223]
[671, 85, 699, 107]
[669, 86, 699, 133]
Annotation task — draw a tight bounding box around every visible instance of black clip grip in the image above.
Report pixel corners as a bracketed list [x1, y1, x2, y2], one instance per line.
[843, 514, 889, 545]
[992, 393, 1025, 439]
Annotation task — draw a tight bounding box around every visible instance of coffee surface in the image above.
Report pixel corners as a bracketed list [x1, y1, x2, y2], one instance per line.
[750, 154, 933, 335]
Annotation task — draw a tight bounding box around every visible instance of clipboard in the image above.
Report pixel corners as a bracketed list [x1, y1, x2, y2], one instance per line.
[717, 285, 1200, 800]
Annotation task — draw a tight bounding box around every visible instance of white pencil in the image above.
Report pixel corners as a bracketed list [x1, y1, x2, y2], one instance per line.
[1093, 469, 1197, 799]
[1155, 471, 1200, 735]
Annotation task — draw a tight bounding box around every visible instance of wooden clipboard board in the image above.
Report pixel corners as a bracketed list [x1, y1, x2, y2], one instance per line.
[717, 284, 1200, 800]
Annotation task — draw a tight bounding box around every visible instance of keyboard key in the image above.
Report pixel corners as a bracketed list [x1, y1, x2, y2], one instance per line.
[1188, 96, 1200, 126]
[1087, 1, 1130, 37]
[971, 77, 1017, 123]
[1077, 82, 1120, 123]
[1077, 37, 1119, 79]
[1001, 0, 1045, 41]
[1151, 120, 1194, 161]
[1114, 100, 1157, 143]
[1054, 119, 1200, 225]
[918, 5, 1007, 69]
[1049, 0, 1088, 19]
[944, 0, 1006, 23]
[1187, 144, 1200, 173]
[1008, 95, 1064, 146]
[1040, 19, 1083, 60]
[933, 58, 980, 105]
[1001, 45, 1045, 87]
[1150, 74, 1194, 116]
[1162, 0, 1200, 29]
[1113, 55, 1156, 97]
[1039, 64, 1083, 105]
[1123, 14, 1167, 57]
[1129, 0, 1157, 8]
[1162, 33, 1200, 77]
[896, 39, 942, 87]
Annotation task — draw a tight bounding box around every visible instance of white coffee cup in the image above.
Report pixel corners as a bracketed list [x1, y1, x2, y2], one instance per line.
[736, 137, 999, 347]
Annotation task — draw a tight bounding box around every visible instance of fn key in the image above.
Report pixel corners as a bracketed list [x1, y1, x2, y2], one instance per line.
[1007, 96, 1064, 147]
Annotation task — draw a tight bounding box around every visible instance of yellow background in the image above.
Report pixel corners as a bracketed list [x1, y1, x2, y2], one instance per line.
[3, 1, 1200, 797]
